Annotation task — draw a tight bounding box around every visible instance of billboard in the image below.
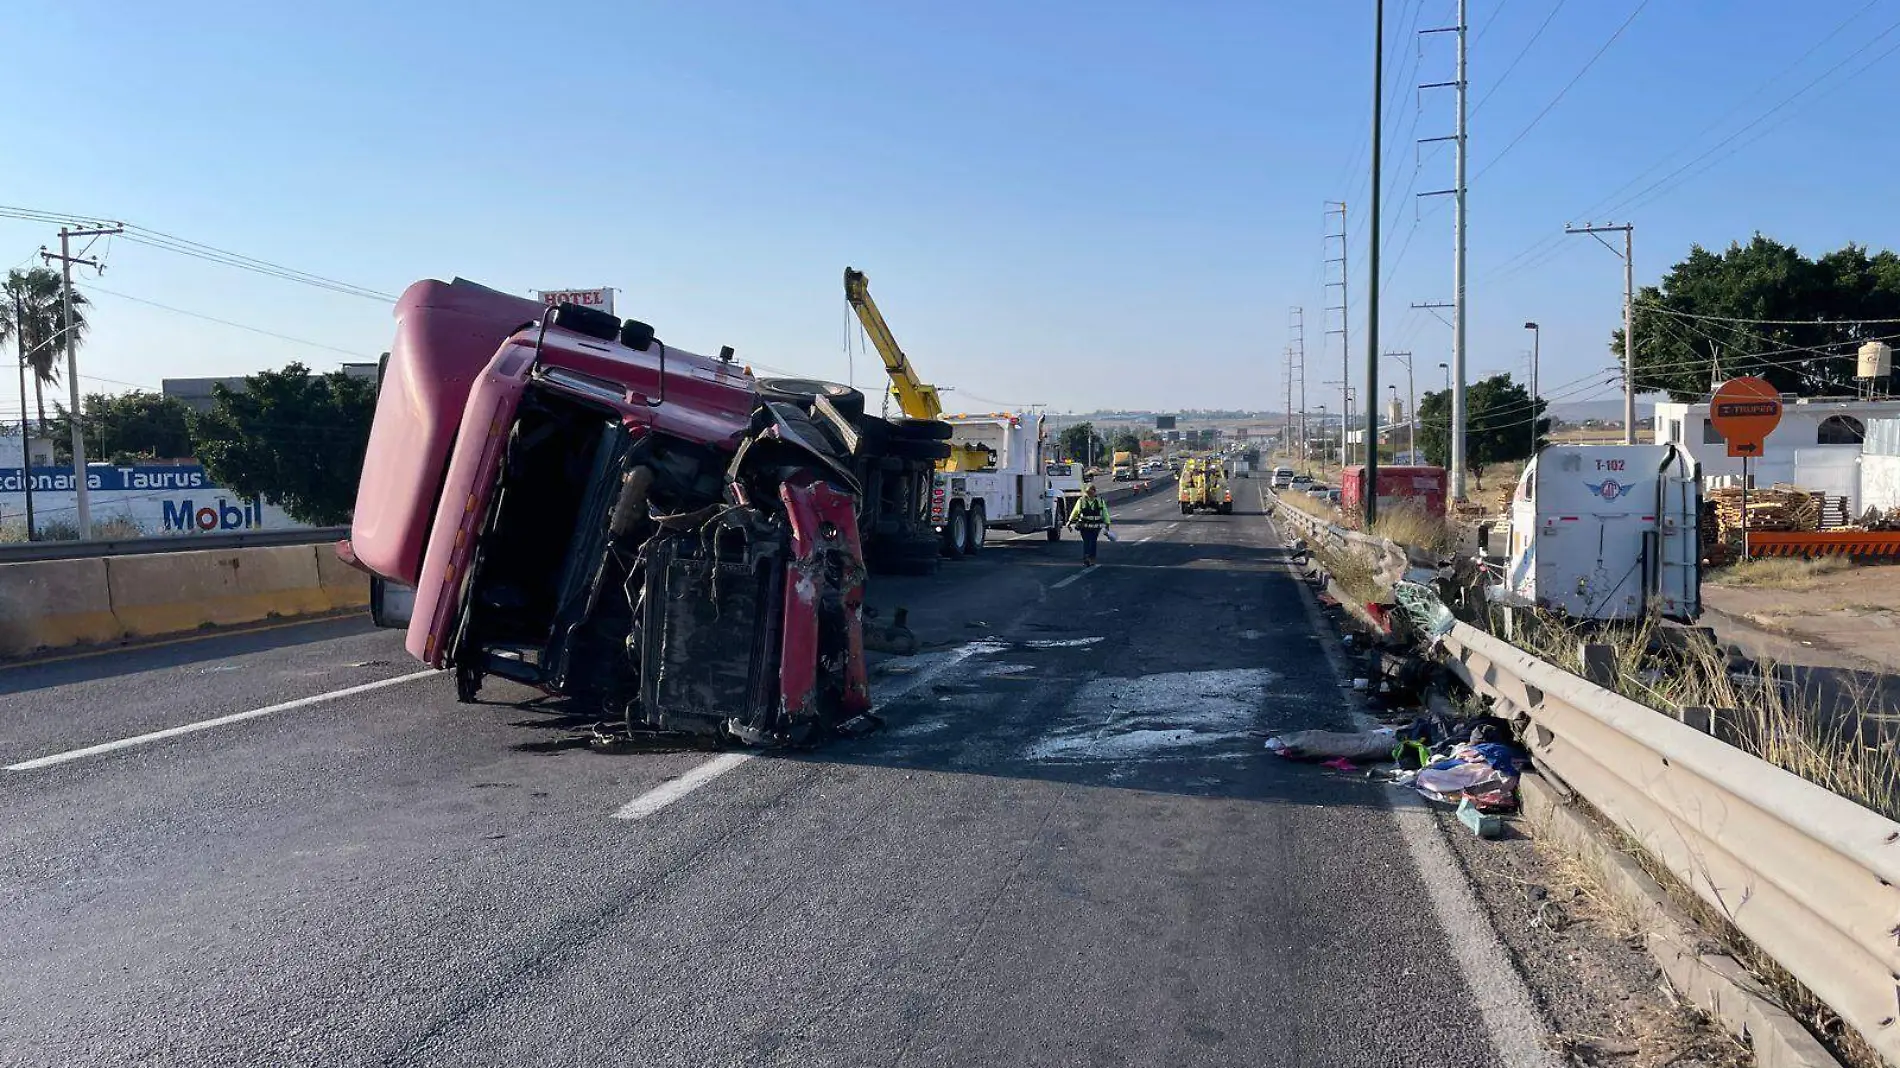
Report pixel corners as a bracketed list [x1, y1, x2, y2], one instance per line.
[533, 287, 616, 315]
[1155, 415, 1177, 430]
[0, 464, 309, 536]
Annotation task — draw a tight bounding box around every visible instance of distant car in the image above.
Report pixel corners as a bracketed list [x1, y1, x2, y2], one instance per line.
[1290, 474, 1313, 487]
[1270, 467, 1295, 488]
[1305, 485, 1331, 501]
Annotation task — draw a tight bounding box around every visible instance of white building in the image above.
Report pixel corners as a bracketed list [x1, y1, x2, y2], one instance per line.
[0, 432, 55, 468]
[1652, 397, 1900, 512]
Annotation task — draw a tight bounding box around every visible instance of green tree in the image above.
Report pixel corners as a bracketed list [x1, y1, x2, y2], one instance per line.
[1057, 421, 1104, 463]
[191, 363, 376, 525]
[0, 267, 90, 428]
[1415, 374, 1547, 487]
[1622, 235, 1900, 401]
[48, 391, 195, 464]
[1109, 430, 1142, 456]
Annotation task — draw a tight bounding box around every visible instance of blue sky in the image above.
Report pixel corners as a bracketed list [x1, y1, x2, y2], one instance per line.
[3, 0, 1895, 417]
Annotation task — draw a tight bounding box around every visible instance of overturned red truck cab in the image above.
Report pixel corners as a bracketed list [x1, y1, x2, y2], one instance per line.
[340, 278, 872, 746]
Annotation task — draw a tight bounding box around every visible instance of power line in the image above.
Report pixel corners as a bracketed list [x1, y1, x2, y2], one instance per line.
[1635, 302, 1900, 328]
[1474, 0, 1884, 283]
[1474, 0, 1650, 182]
[77, 283, 378, 359]
[1470, 0, 1568, 115]
[1610, 18, 1900, 218]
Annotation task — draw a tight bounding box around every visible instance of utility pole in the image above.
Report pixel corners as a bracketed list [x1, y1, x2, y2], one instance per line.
[40, 224, 122, 539]
[14, 289, 35, 539]
[1388, 351, 1416, 462]
[1289, 306, 1308, 472]
[1323, 202, 1350, 466]
[1418, 0, 1468, 500]
[1365, 0, 1384, 525]
[1524, 322, 1541, 456]
[1566, 222, 1637, 443]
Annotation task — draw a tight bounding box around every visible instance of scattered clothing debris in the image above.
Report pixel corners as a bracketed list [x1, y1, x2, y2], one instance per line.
[1264, 728, 1398, 761]
[1319, 757, 1359, 771]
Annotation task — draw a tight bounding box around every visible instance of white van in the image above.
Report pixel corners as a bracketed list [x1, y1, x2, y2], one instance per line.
[1270, 467, 1296, 489]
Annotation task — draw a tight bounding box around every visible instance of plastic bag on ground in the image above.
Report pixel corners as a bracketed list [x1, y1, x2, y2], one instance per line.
[1264, 728, 1397, 761]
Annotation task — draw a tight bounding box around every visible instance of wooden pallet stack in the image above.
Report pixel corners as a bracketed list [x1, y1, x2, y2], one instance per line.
[1707, 486, 1823, 540]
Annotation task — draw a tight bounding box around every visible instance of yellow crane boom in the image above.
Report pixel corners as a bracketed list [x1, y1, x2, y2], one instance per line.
[843, 267, 942, 420]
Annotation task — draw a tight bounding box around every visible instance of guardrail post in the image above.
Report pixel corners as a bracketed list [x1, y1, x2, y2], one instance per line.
[1676, 705, 1714, 735]
[1578, 643, 1617, 690]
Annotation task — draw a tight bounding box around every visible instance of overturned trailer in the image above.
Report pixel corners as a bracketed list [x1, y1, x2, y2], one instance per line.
[339, 279, 876, 746]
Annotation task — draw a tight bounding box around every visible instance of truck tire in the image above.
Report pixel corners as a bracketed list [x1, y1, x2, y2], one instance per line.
[967, 502, 987, 554]
[888, 417, 954, 440]
[885, 437, 953, 462]
[1219, 502, 1233, 515]
[1179, 501, 1191, 515]
[756, 378, 865, 422]
[941, 503, 968, 558]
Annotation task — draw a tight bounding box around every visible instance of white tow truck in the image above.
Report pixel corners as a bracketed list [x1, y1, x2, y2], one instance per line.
[1489, 443, 1702, 622]
[929, 412, 1058, 556]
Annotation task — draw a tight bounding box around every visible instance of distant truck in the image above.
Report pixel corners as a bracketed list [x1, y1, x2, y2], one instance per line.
[1112, 450, 1136, 481]
[1489, 444, 1702, 622]
[1178, 458, 1233, 514]
[1043, 460, 1087, 542]
[1340, 465, 1448, 522]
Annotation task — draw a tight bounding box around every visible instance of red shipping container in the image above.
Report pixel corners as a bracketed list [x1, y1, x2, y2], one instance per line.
[1340, 465, 1447, 523]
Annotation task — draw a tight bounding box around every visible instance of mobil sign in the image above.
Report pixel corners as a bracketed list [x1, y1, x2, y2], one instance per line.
[534, 286, 615, 315]
[0, 463, 307, 536]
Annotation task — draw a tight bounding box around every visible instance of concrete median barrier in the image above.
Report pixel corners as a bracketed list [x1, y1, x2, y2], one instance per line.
[0, 558, 120, 654]
[0, 545, 371, 658]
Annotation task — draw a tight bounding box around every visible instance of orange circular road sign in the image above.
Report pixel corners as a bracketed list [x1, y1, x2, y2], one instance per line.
[1709, 377, 1783, 458]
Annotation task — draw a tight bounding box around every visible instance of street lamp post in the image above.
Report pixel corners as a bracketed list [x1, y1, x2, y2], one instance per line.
[1318, 405, 1329, 466]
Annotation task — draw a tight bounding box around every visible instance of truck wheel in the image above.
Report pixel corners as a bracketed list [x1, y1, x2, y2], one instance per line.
[1179, 502, 1190, 515]
[941, 503, 967, 558]
[967, 503, 987, 554]
[888, 417, 954, 441]
[1220, 502, 1233, 515]
[756, 378, 865, 421]
[886, 437, 953, 462]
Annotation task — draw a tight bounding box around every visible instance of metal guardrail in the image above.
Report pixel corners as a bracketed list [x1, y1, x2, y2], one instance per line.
[0, 526, 348, 563]
[1270, 481, 1900, 1059]
[1440, 621, 1900, 1065]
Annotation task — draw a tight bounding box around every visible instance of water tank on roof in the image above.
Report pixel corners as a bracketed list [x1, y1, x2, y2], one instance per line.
[1857, 339, 1892, 379]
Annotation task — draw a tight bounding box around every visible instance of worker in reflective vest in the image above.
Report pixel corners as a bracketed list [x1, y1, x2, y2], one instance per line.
[1067, 484, 1112, 567]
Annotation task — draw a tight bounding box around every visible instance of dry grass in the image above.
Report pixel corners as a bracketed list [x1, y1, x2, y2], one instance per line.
[1707, 555, 1852, 590]
[1276, 490, 1336, 523]
[1504, 610, 1900, 822]
[1369, 502, 1461, 555]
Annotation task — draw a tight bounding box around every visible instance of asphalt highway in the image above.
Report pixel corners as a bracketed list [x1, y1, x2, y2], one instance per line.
[0, 483, 1542, 1067]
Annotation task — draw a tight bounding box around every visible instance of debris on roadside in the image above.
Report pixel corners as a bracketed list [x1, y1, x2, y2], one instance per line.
[1264, 728, 1397, 761]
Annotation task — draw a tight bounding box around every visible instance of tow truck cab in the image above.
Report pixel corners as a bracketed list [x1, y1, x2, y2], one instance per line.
[343, 278, 871, 745]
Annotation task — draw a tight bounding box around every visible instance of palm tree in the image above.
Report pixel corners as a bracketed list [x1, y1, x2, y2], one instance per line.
[0, 267, 89, 430]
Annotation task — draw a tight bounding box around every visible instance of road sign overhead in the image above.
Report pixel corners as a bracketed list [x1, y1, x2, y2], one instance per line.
[1708, 376, 1782, 458]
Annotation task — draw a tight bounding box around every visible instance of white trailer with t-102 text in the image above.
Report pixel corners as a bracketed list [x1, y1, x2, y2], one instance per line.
[1489, 443, 1702, 622]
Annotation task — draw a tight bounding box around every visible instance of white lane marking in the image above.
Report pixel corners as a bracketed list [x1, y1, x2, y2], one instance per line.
[608, 639, 1004, 821]
[1268, 511, 1560, 1068]
[1051, 567, 1096, 590]
[6, 669, 441, 772]
[612, 752, 754, 820]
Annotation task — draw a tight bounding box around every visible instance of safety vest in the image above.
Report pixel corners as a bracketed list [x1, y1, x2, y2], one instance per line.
[1071, 497, 1109, 530]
